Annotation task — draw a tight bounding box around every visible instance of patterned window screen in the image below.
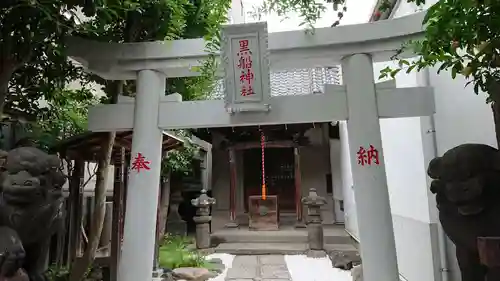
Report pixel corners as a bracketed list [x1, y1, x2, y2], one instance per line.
[209, 66, 341, 99]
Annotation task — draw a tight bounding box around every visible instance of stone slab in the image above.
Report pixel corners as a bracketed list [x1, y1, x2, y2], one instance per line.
[226, 279, 290, 281]
[260, 265, 291, 279]
[214, 243, 307, 255]
[258, 255, 286, 265]
[225, 255, 293, 281]
[232, 255, 259, 266]
[226, 266, 259, 279]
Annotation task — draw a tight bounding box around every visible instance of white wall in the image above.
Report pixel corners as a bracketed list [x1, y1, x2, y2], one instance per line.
[339, 121, 357, 236]
[430, 68, 497, 152]
[427, 44, 496, 281]
[395, 0, 497, 153]
[329, 138, 345, 223]
[374, 63, 431, 222]
[377, 60, 439, 281]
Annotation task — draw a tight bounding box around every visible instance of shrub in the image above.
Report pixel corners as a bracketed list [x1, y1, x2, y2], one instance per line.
[158, 235, 208, 269]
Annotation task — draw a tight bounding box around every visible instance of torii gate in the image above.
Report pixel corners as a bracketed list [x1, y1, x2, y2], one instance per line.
[68, 12, 432, 281]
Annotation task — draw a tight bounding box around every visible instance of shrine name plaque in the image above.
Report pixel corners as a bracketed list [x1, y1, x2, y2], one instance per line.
[248, 195, 279, 231]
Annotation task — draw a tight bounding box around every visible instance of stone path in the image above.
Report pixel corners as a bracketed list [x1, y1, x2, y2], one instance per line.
[225, 255, 292, 281]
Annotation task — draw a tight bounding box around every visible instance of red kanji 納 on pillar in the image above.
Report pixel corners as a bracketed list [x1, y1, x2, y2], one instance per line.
[357, 145, 380, 166]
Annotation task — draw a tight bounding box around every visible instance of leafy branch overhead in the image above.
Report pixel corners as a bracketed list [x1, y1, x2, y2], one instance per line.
[378, 0, 500, 103]
[267, 0, 500, 146]
[34, 89, 99, 151]
[266, 0, 499, 101]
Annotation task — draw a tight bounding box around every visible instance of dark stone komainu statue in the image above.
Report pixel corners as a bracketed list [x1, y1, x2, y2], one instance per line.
[428, 143, 500, 281]
[0, 147, 66, 281]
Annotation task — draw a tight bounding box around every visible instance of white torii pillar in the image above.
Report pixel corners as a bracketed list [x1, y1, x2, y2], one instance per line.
[343, 54, 399, 281]
[67, 12, 431, 281]
[118, 70, 165, 281]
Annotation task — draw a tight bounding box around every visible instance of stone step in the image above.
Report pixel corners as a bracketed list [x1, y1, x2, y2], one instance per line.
[213, 242, 358, 255]
[211, 228, 352, 245]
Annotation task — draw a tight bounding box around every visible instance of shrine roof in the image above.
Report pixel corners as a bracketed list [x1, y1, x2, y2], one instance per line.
[208, 67, 340, 100]
[51, 130, 184, 162]
[191, 122, 339, 145]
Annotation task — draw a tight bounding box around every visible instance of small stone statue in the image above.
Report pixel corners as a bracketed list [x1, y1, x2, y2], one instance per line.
[428, 143, 500, 281]
[191, 189, 215, 249]
[301, 187, 326, 255]
[0, 147, 66, 281]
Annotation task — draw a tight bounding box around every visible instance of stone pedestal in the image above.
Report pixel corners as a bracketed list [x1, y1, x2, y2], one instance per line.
[191, 189, 216, 249]
[166, 190, 187, 236]
[295, 220, 306, 229]
[302, 188, 327, 251]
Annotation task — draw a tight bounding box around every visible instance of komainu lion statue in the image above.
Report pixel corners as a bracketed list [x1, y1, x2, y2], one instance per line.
[0, 147, 66, 281]
[428, 143, 500, 281]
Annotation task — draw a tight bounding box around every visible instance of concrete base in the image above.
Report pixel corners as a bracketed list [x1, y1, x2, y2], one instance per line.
[306, 249, 328, 258]
[214, 242, 357, 256]
[225, 221, 239, 228]
[212, 225, 350, 244]
[211, 225, 358, 256]
[295, 221, 306, 228]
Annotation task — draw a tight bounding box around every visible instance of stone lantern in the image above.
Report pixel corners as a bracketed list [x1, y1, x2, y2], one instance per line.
[301, 187, 327, 251]
[191, 189, 216, 249]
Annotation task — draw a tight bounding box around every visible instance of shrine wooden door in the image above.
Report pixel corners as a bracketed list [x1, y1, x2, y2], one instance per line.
[243, 148, 296, 212]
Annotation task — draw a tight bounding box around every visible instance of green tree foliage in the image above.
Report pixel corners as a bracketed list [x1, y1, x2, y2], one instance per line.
[33, 89, 98, 151]
[253, 0, 347, 28]
[376, 0, 500, 145]
[6, 51, 93, 117]
[82, 0, 231, 101]
[78, 0, 230, 176]
[0, 0, 132, 116]
[5, 0, 229, 168]
[2, 2, 230, 279]
[162, 131, 200, 176]
[80, 0, 230, 176]
[379, 0, 499, 98]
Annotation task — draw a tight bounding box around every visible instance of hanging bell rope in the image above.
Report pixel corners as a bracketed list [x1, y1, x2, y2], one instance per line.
[260, 129, 267, 200]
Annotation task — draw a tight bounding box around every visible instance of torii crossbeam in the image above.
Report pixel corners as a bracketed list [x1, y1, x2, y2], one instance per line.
[68, 12, 432, 281]
[88, 82, 433, 131]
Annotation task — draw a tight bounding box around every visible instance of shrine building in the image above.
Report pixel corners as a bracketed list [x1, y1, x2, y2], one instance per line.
[192, 67, 345, 230]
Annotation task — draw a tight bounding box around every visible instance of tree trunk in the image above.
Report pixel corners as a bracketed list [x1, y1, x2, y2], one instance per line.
[157, 171, 171, 240]
[69, 81, 122, 281]
[492, 101, 500, 149]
